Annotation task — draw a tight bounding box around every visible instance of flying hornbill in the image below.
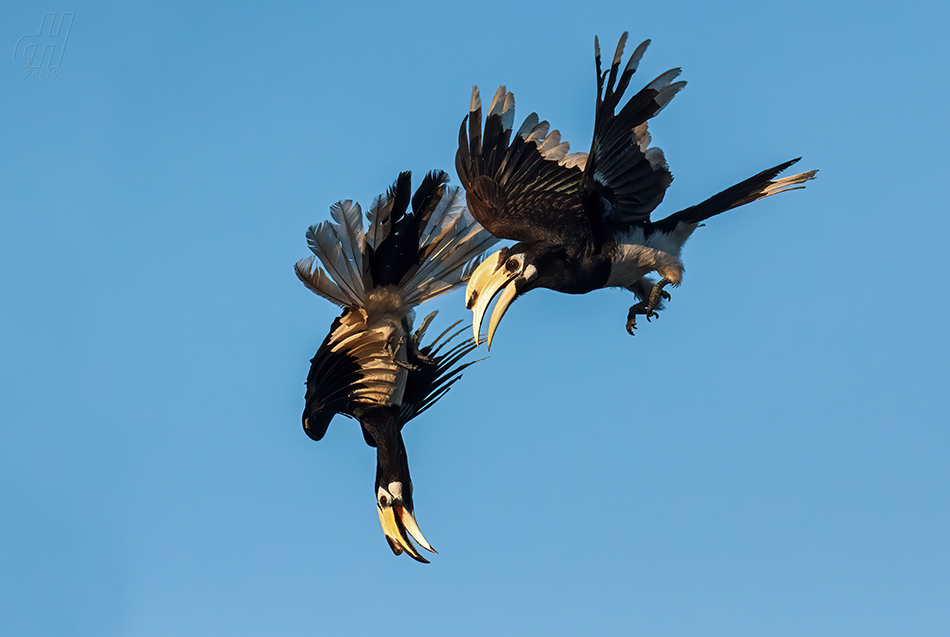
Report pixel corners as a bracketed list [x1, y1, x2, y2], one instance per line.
[295, 170, 496, 562]
[457, 33, 818, 348]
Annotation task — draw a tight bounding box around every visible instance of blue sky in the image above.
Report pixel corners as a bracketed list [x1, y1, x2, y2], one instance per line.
[1, 1, 948, 635]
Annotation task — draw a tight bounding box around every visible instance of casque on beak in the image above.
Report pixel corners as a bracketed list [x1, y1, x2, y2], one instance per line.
[376, 484, 436, 563]
[466, 250, 537, 349]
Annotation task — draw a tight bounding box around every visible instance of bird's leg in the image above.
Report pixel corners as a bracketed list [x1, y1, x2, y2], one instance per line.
[645, 278, 672, 322]
[626, 277, 670, 335]
[626, 305, 643, 335]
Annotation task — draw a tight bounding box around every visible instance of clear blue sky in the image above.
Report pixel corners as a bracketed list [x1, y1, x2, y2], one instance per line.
[2, 1, 948, 635]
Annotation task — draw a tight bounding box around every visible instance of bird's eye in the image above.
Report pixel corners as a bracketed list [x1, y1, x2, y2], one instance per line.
[379, 495, 388, 507]
[505, 257, 521, 273]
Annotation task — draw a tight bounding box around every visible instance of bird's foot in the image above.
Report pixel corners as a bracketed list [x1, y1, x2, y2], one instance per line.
[626, 314, 638, 335]
[626, 299, 664, 334]
[645, 278, 672, 322]
[626, 304, 644, 335]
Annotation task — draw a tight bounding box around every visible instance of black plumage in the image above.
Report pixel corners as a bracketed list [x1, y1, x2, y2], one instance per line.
[456, 33, 817, 347]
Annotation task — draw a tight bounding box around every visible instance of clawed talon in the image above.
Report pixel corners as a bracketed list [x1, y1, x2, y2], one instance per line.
[626, 302, 650, 334]
[626, 314, 638, 335]
[645, 278, 672, 321]
[627, 280, 673, 334]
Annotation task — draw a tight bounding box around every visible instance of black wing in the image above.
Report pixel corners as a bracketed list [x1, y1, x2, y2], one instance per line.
[302, 309, 482, 441]
[302, 314, 363, 441]
[455, 34, 687, 246]
[302, 309, 408, 442]
[398, 312, 483, 428]
[456, 86, 591, 246]
[582, 34, 686, 228]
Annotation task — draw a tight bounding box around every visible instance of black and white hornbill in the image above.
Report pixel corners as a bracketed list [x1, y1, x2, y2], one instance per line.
[295, 170, 496, 562]
[457, 33, 818, 348]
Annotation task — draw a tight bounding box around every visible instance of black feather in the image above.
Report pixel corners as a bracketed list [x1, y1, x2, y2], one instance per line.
[652, 158, 816, 232]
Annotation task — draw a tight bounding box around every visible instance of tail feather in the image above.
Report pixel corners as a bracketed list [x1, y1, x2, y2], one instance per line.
[295, 256, 350, 307]
[416, 184, 464, 251]
[411, 170, 451, 234]
[298, 172, 498, 312]
[303, 219, 366, 305]
[329, 200, 365, 280]
[365, 192, 393, 251]
[402, 209, 496, 306]
[654, 158, 818, 230]
[370, 172, 414, 287]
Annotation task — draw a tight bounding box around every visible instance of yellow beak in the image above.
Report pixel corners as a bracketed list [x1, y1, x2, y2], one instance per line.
[377, 504, 437, 563]
[466, 251, 536, 350]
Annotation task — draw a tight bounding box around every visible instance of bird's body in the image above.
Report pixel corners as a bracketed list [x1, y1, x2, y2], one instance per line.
[296, 170, 495, 562]
[457, 34, 817, 347]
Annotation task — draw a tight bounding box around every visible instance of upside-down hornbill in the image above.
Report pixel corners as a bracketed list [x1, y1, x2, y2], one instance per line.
[457, 33, 818, 348]
[295, 170, 496, 562]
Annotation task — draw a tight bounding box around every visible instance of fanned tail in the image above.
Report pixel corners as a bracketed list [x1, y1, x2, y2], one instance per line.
[298, 171, 497, 312]
[400, 185, 497, 306]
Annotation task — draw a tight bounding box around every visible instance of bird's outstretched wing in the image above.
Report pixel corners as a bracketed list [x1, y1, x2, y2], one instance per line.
[456, 86, 591, 245]
[398, 312, 483, 427]
[455, 34, 687, 246]
[582, 34, 686, 228]
[302, 309, 482, 441]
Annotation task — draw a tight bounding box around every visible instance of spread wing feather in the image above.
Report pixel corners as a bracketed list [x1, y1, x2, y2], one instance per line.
[398, 316, 483, 426]
[455, 33, 689, 245]
[457, 87, 590, 244]
[583, 36, 685, 226]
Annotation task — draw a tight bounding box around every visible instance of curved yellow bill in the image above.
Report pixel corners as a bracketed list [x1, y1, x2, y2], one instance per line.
[486, 281, 519, 351]
[377, 505, 435, 563]
[469, 260, 538, 350]
[471, 270, 517, 347]
[395, 505, 436, 554]
[466, 252, 507, 344]
[466, 251, 504, 310]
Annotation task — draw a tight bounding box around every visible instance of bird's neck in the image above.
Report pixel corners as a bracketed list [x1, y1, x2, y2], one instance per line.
[359, 409, 409, 487]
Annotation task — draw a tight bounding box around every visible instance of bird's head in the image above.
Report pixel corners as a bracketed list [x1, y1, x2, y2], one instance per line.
[371, 430, 437, 563]
[466, 244, 575, 349]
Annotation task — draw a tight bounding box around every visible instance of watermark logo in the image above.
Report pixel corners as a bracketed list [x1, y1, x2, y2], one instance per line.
[13, 12, 74, 78]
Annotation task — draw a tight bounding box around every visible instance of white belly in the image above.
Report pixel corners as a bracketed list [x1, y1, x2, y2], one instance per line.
[604, 225, 693, 288]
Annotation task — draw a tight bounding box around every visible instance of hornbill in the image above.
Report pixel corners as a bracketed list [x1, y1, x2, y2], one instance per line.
[457, 33, 818, 348]
[295, 170, 496, 562]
